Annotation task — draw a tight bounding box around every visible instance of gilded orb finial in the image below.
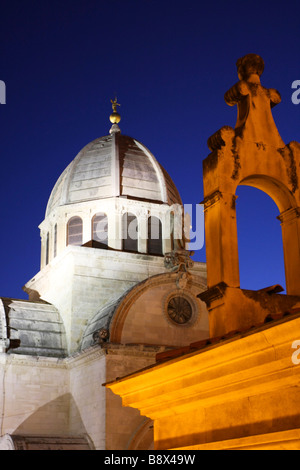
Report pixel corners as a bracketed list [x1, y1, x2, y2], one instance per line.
[110, 97, 121, 124]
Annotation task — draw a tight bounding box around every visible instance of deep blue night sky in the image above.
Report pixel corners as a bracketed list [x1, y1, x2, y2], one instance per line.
[1, 0, 299, 299]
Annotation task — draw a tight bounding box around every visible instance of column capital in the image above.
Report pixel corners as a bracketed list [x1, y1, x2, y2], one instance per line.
[202, 190, 223, 210]
[277, 207, 300, 224]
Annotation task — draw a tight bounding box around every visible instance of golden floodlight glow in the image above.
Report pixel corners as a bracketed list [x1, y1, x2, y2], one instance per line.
[106, 54, 300, 451]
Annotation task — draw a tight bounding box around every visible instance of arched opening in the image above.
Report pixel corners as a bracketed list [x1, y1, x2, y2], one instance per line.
[45, 232, 50, 265]
[127, 419, 154, 450]
[147, 216, 163, 255]
[53, 224, 57, 258]
[122, 213, 138, 252]
[238, 174, 296, 214]
[169, 211, 175, 251]
[67, 216, 83, 246]
[236, 185, 286, 291]
[92, 213, 108, 245]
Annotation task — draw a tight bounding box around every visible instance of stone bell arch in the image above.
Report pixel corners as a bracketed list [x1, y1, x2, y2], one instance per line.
[199, 54, 300, 337]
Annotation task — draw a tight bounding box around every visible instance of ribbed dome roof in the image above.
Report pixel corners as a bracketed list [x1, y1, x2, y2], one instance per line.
[46, 133, 182, 217]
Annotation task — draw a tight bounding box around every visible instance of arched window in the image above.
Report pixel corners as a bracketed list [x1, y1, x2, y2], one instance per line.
[45, 232, 50, 265]
[148, 216, 163, 255]
[53, 224, 57, 258]
[170, 211, 175, 251]
[122, 213, 138, 252]
[67, 216, 83, 246]
[92, 213, 108, 245]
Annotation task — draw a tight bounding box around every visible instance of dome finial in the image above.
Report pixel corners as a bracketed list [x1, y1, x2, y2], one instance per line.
[109, 97, 121, 134]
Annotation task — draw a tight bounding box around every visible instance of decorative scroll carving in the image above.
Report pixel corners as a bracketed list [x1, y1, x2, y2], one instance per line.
[224, 81, 250, 106]
[93, 328, 109, 344]
[207, 126, 235, 152]
[164, 249, 195, 290]
[164, 250, 194, 273]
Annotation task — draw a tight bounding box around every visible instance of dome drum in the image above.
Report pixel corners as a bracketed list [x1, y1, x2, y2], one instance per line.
[39, 197, 183, 269]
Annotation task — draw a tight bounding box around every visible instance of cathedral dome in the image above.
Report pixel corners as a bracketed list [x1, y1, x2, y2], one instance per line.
[39, 113, 184, 270]
[46, 131, 182, 217]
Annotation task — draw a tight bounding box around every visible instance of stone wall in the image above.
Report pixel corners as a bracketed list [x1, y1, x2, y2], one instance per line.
[0, 353, 69, 437]
[0, 348, 107, 449]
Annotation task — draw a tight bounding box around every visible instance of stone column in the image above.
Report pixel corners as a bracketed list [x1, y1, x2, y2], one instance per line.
[278, 207, 300, 295]
[111, 200, 123, 250]
[204, 190, 240, 289]
[138, 209, 148, 254]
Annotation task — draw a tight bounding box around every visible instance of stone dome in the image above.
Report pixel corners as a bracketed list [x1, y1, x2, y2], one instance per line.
[46, 132, 182, 217]
[0, 298, 67, 358]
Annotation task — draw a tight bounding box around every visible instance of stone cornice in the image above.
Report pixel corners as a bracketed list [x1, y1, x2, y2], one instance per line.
[106, 316, 300, 420]
[177, 428, 300, 451]
[1, 346, 106, 369]
[65, 345, 106, 369]
[1, 352, 67, 369]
